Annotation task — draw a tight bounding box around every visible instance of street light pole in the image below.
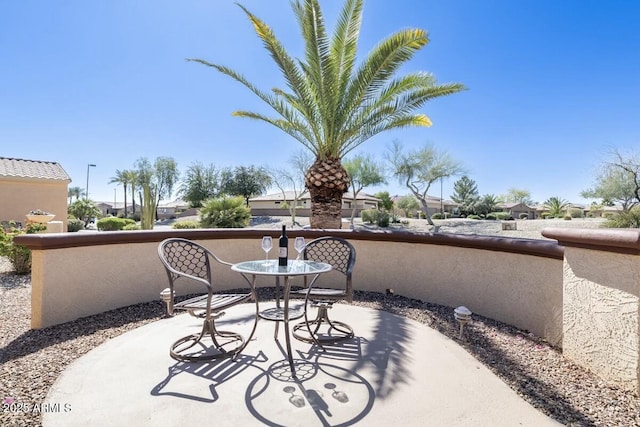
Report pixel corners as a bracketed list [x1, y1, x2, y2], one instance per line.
[86, 164, 96, 199]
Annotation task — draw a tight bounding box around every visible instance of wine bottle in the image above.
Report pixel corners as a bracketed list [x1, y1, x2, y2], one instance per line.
[278, 225, 288, 266]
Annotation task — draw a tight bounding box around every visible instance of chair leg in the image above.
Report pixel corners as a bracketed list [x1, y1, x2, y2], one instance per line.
[169, 317, 247, 363]
[292, 302, 354, 345]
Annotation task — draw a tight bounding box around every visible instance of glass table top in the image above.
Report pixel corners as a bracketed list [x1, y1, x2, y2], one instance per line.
[231, 259, 332, 276]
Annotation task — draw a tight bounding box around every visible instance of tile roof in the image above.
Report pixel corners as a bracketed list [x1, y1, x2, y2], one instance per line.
[0, 157, 71, 181]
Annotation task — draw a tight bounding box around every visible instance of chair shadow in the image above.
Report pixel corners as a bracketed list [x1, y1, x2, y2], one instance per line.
[150, 351, 268, 402]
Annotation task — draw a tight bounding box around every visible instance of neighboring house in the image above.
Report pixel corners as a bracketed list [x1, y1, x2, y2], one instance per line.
[94, 199, 190, 219]
[249, 191, 380, 218]
[0, 157, 71, 231]
[498, 202, 537, 219]
[94, 201, 134, 217]
[586, 204, 623, 217]
[157, 199, 190, 219]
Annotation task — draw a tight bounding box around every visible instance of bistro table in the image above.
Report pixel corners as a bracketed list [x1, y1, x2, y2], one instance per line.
[231, 259, 332, 377]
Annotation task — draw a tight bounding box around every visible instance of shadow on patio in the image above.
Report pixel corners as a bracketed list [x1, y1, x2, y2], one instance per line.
[41, 303, 560, 427]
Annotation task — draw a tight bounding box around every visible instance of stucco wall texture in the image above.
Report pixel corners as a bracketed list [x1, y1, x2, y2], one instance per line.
[562, 248, 639, 392]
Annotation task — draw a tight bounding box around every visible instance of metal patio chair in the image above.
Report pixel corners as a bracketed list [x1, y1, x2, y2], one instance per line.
[158, 238, 258, 362]
[291, 236, 356, 346]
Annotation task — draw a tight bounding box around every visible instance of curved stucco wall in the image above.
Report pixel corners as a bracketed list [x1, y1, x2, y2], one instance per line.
[542, 227, 640, 393]
[17, 229, 564, 346]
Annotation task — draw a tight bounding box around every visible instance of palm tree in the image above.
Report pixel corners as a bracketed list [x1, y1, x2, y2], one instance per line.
[123, 170, 138, 215]
[109, 170, 130, 217]
[544, 196, 570, 218]
[190, 0, 464, 228]
[67, 186, 85, 204]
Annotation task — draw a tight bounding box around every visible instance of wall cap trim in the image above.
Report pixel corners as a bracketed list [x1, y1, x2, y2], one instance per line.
[15, 228, 563, 259]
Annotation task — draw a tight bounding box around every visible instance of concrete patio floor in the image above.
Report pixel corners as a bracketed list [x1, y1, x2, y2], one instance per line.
[43, 304, 561, 426]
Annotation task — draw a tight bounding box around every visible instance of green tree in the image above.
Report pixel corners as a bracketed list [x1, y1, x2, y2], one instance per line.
[271, 151, 312, 226]
[153, 157, 180, 218]
[343, 154, 386, 228]
[544, 196, 569, 218]
[474, 194, 500, 217]
[199, 196, 251, 228]
[451, 176, 479, 216]
[190, 0, 464, 228]
[68, 199, 101, 227]
[388, 141, 465, 225]
[396, 195, 420, 217]
[374, 191, 393, 211]
[503, 188, 532, 205]
[178, 162, 221, 208]
[222, 166, 272, 206]
[67, 186, 85, 204]
[134, 157, 178, 229]
[582, 160, 637, 212]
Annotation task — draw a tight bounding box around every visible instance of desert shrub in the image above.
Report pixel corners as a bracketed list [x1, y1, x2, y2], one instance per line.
[569, 208, 583, 218]
[0, 226, 31, 274]
[602, 212, 615, 219]
[519, 213, 528, 220]
[604, 209, 640, 228]
[67, 218, 85, 232]
[200, 196, 251, 228]
[25, 222, 48, 234]
[127, 212, 141, 222]
[68, 199, 101, 226]
[123, 223, 140, 230]
[541, 213, 551, 219]
[360, 209, 378, 224]
[172, 221, 200, 229]
[563, 215, 572, 220]
[431, 213, 445, 220]
[485, 213, 497, 220]
[466, 215, 481, 220]
[376, 211, 390, 227]
[97, 217, 135, 231]
[494, 212, 513, 220]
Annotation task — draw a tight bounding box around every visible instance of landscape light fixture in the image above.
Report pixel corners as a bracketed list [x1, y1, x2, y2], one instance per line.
[86, 164, 96, 200]
[454, 306, 472, 340]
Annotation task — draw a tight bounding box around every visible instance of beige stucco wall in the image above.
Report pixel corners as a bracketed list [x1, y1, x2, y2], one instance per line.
[28, 237, 563, 347]
[562, 247, 639, 392]
[0, 177, 68, 230]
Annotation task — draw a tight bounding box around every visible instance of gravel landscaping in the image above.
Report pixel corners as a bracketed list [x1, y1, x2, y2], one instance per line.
[1, 219, 639, 426]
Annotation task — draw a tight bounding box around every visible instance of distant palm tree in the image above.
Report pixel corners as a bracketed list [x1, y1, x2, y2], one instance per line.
[68, 186, 84, 204]
[544, 196, 569, 218]
[122, 170, 138, 215]
[190, 0, 464, 228]
[109, 169, 136, 217]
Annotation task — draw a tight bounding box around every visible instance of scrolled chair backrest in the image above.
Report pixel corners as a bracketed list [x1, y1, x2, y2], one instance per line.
[158, 238, 212, 284]
[303, 236, 356, 276]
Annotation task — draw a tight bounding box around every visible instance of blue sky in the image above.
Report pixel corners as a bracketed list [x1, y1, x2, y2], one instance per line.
[2, 0, 639, 205]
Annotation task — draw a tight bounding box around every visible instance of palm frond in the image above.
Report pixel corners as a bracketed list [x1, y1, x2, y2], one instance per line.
[191, 1, 464, 161]
[233, 110, 318, 155]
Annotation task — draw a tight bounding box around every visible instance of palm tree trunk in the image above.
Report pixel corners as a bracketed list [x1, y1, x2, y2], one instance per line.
[123, 185, 128, 217]
[130, 183, 136, 214]
[305, 158, 349, 229]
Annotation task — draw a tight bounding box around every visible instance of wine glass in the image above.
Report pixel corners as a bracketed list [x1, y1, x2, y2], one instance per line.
[294, 237, 306, 260]
[261, 236, 273, 265]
